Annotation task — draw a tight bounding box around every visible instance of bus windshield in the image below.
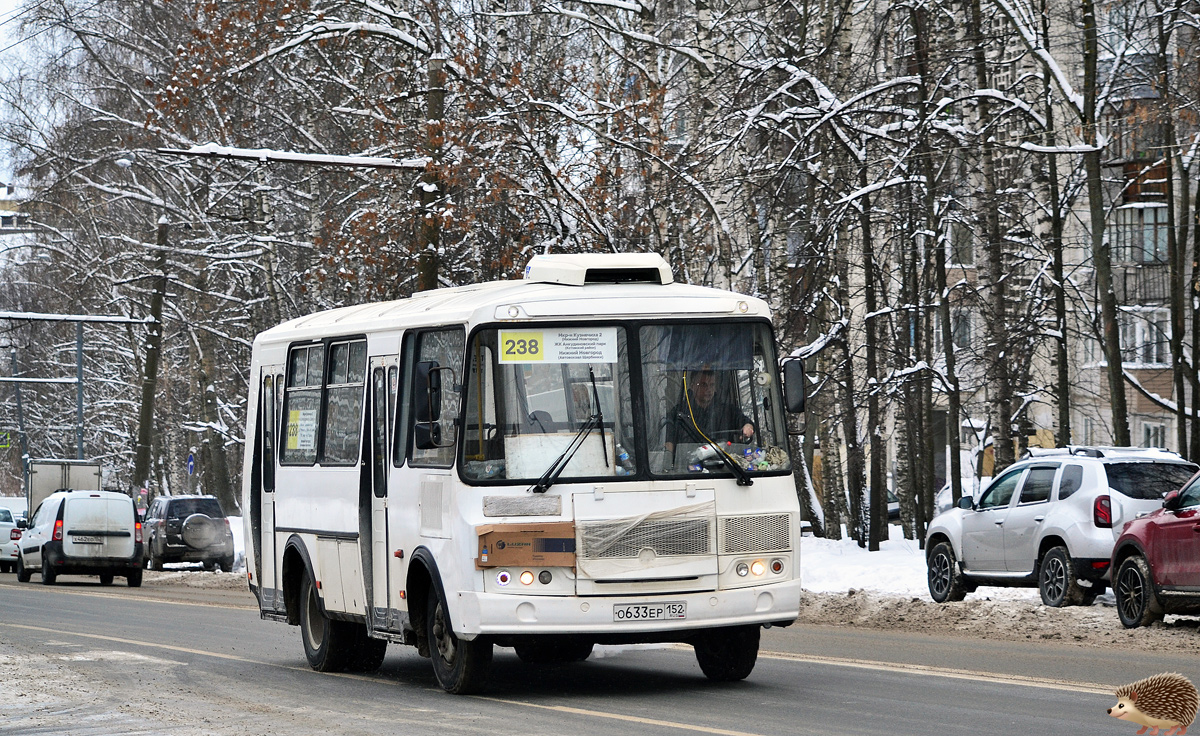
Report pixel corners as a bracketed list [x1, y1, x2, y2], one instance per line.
[461, 320, 791, 483]
[462, 326, 635, 482]
[641, 322, 791, 477]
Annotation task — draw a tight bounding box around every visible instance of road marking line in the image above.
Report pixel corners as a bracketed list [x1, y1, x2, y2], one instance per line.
[477, 697, 767, 736]
[757, 650, 1114, 694]
[0, 581, 256, 611]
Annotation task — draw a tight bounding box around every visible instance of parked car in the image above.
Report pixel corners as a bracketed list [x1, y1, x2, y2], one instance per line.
[1, 507, 18, 573]
[142, 495, 234, 572]
[1110, 470, 1200, 627]
[15, 490, 143, 586]
[925, 447, 1197, 607]
[886, 491, 900, 522]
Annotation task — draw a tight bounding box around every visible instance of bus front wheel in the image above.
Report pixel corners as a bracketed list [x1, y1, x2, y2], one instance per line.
[300, 574, 353, 672]
[427, 588, 492, 694]
[693, 625, 759, 682]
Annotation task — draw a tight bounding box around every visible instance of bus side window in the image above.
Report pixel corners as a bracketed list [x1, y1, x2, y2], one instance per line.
[262, 374, 276, 492]
[393, 333, 414, 467]
[321, 339, 367, 466]
[410, 328, 465, 468]
[372, 366, 388, 497]
[282, 344, 324, 465]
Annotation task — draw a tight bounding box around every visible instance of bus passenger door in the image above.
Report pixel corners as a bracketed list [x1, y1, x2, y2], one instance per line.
[367, 356, 397, 631]
[259, 367, 284, 612]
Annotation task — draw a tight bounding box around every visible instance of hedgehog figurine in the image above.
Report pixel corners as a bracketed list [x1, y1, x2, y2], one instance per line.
[1108, 673, 1199, 736]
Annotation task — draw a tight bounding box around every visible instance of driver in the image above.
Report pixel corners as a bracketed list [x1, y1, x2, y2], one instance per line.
[664, 369, 754, 453]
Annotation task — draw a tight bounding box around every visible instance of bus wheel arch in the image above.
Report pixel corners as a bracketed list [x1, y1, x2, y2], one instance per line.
[406, 548, 439, 658]
[281, 536, 314, 626]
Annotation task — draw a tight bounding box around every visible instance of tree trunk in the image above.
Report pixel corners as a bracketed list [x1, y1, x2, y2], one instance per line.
[1082, 0, 1130, 445]
[132, 220, 169, 491]
[417, 55, 446, 293]
[967, 0, 1013, 471]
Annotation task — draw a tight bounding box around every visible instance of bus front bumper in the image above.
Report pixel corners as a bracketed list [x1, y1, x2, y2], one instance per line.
[454, 578, 801, 638]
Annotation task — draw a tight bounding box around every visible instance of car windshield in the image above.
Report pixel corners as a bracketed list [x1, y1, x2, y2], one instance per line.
[0, 508, 11, 523]
[641, 321, 791, 478]
[169, 499, 224, 518]
[1104, 462, 1198, 500]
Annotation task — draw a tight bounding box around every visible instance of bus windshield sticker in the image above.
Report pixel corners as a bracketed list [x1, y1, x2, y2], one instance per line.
[499, 327, 617, 364]
[287, 408, 318, 450]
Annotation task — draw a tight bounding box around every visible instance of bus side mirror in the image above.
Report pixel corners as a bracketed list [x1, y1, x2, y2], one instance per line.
[414, 361, 455, 450]
[783, 359, 806, 414]
[415, 361, 442, 423]
[16, 519, 27, 530]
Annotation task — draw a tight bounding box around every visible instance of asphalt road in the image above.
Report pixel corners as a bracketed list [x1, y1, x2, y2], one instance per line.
[0, 573, 1173, 736]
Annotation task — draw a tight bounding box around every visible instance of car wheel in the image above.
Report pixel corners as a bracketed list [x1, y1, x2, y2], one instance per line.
[219, 556, 234, 573]
[300, 574, 353, 672]
[182, 514, 219, 550]
[1038, 546, 1084, 607]
[344, 625, 388, 673]
[16, 555, 31, 583]
[127, 568, 143, 588]
[514, 638, 594, 665]
[927, 542, 967, 602]
[693, 625, 760, 682]
[1114, 555, 1163, 628]
[41, 558, 56, 585]
[0, 563, 8, 573]
[99, 573, 114, 586]
[427, 586, 492, 694]
[144, 553, 156, 571]
[203, 559, 218, 572]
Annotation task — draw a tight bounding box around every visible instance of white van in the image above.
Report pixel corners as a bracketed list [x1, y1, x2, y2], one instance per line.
[15, 490, 144, 586]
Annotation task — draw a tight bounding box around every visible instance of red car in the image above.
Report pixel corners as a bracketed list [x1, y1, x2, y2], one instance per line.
[1111, 472, 1200, 627]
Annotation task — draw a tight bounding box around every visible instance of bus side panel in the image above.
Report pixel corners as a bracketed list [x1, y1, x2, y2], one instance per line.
[338, 539, 365, 614]
[316, 538, 345, 611]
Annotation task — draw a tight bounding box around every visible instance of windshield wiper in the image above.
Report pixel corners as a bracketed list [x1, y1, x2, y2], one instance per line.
[672, 412, 754, 486]
[529, 412, 601, 494]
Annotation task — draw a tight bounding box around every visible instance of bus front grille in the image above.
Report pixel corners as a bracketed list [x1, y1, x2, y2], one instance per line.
[721, 514, 791, 554]
[579, 518, 712, 559]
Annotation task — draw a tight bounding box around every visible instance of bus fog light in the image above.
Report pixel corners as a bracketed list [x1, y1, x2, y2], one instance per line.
[520, 571, 535, 585]
[538, 570, 552, 585]
[751, 560, 766, 576]
[496, 571, 511, 586]
[736, 563, 749, 577]
[770, 559, 784, 574]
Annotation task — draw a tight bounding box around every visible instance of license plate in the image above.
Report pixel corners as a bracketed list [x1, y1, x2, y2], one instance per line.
[613, 601, 687, 622]
[72, 536, 102, 544]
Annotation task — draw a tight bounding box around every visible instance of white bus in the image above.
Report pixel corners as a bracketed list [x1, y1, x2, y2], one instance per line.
[242, 253, 806, 693]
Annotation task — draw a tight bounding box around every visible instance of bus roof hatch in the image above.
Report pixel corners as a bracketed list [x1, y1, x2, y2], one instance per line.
[523, 253, 673, 286]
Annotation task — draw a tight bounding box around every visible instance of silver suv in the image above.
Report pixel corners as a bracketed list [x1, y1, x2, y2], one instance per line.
[925, 447, 1196, 607]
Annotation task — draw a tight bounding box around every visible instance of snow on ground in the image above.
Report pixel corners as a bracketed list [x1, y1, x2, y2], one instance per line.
[800, 532, 1041, 601]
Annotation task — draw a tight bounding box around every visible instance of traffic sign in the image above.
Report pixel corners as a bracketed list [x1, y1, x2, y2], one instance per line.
[187, 453, 195, 476]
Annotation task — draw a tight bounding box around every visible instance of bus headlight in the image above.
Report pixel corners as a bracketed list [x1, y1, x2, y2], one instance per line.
[750, 560, 766, 576]
[736, 563, 749, 577]
[520, 571, 535, 585]
[496, 571, 512, 586]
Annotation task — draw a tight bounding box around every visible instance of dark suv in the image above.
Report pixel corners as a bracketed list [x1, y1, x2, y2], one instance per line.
[142, 495, 235, 572]
[1110, 471, 1200, 627]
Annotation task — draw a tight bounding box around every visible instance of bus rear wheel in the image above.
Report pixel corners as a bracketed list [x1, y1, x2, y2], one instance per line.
[427, 588, 492, 694]
[693, 625, 759, 682]
[300, 575, 353, 672]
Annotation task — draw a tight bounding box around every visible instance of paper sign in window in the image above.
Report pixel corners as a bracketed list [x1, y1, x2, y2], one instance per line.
[286, 409, 318, 450]
[499, 327, 617, 364]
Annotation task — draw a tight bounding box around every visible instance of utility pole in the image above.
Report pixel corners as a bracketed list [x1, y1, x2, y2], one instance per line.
[416, 55, 446, 293]
[132, 219, 169, 490]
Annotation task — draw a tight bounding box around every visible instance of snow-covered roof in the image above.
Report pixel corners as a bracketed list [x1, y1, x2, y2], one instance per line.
[255, 276, 768, 346]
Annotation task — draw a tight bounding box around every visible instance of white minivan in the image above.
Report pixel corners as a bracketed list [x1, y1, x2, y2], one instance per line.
[15, 490, 144, 586]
